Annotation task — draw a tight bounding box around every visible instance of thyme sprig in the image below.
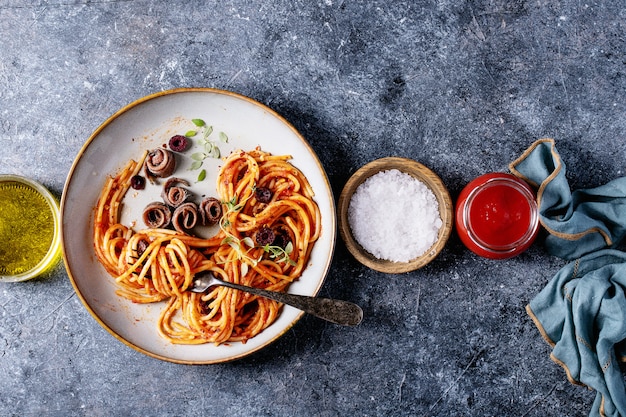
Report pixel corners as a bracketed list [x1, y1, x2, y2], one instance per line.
[263, 242, 296, 266]
[218, 188, 296, 276]
[187, 118, 229, 171]
[218, 194, 260, 276]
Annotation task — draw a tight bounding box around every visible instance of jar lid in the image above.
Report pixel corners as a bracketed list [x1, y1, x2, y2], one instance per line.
[455, 173, 539, 259]
[0, 175, 61, 282]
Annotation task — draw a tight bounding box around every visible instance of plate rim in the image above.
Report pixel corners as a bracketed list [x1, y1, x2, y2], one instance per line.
[60, 87, 336, 364]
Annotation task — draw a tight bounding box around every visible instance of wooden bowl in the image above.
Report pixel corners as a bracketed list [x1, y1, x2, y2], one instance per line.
[338, 157, 453, 273]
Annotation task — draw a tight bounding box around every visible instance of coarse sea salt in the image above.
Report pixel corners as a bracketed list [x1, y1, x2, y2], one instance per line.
[348, 169, 442, 263]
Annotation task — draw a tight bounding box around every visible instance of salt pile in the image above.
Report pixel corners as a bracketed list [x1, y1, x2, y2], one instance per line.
[348, 169, 442, 263]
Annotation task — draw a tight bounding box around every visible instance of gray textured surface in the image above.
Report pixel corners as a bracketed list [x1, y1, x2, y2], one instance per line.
[1, 1, 625, 416]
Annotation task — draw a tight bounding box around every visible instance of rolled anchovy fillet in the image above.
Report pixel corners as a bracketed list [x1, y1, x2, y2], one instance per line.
[199, 197, 222, 226]
[161, 177, 190, 207]
[172, 202, 199, 233]
[143, 202, 172, 229]
[145, 148, 176, 178]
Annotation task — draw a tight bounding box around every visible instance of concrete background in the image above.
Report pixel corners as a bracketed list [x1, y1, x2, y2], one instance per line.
[1, 0, 625, 416]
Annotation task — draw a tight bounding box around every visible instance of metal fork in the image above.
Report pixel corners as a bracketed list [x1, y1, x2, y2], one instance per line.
[189, 272, 363, 326]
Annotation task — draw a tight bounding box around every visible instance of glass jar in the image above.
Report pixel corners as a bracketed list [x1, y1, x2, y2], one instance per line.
[0, 175, 61, 281]
[455, 173, 539, 259]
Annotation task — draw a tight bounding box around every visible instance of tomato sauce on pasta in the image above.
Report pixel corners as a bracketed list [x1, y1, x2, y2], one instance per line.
[93, 148, 321, 345]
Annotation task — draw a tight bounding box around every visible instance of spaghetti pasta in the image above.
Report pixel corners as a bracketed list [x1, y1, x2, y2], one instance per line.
[93, 148, 321, 345]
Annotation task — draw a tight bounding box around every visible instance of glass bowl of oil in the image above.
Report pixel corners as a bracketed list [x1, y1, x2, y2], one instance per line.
[0, 175, 61, 282]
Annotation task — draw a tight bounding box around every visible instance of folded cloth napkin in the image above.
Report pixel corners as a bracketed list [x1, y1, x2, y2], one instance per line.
[510, 138, 626, 417]
[510, 138, 626, 260]
[525, 250, 626, 417]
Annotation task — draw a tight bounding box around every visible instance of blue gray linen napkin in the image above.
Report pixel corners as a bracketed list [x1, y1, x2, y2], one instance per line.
[509, 138, 626, 417]
[510, 138, 626, 260]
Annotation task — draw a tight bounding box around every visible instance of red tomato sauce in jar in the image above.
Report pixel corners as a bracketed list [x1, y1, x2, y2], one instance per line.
[455, 173, 540, 259]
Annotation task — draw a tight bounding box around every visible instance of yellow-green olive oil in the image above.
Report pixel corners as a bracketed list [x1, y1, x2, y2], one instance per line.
[0, 181, 56, 275]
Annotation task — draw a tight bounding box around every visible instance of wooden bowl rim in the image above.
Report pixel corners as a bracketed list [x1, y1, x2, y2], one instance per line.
[338, 157, 453, 273]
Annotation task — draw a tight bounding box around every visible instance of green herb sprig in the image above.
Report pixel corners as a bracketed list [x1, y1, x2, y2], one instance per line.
[218, 189, 296, 276]
[218, 194, 260, 277]
[263, 242, 296, 266]
[187, 118, 229, 172]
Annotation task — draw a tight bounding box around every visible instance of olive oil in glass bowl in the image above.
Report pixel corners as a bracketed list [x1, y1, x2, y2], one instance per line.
[0, 175, 61, 282]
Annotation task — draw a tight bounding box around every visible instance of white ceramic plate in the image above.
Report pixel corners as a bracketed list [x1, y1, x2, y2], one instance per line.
[61, 88, 336, 364]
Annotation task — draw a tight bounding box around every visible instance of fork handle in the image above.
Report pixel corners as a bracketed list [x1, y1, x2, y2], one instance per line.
[220, 281, 363, 326]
